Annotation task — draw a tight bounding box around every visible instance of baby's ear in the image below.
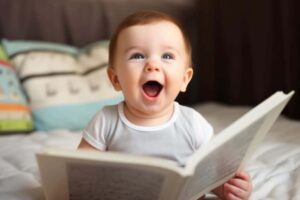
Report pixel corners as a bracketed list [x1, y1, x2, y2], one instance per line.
[107, 67, 122, 91]
[180, 67, 193, 92]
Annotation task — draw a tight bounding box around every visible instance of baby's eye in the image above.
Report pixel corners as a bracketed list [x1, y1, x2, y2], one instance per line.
[162, 53, 174, 60]
[129, 53, 145, 60]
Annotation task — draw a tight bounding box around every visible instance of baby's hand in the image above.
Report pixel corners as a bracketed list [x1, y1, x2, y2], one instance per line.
[222, 171, 252, 200]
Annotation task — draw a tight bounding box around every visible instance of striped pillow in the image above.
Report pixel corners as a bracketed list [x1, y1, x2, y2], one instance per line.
[2, 39, 123, 131]
[0, 59, 33, 133]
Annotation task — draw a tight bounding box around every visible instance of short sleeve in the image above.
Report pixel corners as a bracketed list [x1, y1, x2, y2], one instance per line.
[192, 111, 214, 149]
[82, 108, 108, 151]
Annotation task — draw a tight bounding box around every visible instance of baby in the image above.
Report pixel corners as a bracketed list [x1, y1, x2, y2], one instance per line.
[78, 10, 252, 200]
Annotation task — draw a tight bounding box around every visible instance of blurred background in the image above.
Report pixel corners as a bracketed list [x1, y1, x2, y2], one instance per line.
[0, 0, 299, 120]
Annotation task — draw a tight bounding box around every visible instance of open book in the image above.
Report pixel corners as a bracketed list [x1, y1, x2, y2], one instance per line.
[36, 91, 294, 200]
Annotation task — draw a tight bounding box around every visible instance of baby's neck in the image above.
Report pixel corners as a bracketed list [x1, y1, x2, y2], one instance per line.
[123, 102, 175, 127]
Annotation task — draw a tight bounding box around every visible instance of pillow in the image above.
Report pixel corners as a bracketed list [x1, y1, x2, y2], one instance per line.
[0, 45, 8, 60]
[0, 47, 34, 133]
[2, 39, 123, 131]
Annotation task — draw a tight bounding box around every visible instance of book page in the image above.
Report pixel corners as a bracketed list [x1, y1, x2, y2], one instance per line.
[37, 149, 187, 200]
[180, 119, 263, 200]
[67, 163, 164, 200]
[178, 91, 294, 200]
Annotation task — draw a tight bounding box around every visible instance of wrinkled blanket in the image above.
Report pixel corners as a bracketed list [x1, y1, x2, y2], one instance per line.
[0, 103, 299, 200]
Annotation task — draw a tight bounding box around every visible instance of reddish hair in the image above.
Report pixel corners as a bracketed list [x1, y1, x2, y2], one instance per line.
[108, 10, 192, 68]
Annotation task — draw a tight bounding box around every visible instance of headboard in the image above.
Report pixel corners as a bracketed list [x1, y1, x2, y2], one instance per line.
[0, 0, 193, 46]
[1, 0, 299, 120]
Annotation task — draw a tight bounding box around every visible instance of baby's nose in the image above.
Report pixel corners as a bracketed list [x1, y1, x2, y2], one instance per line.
[145, 61, 160, 72]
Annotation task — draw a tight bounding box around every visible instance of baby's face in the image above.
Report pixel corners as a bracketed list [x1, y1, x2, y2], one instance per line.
[108, 21, 193, 117]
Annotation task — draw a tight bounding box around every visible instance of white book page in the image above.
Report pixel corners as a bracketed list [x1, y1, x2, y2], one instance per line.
[67, 163, 164, 200]
[37, 152, 187, 200]
[179, 118, 263, 200]
[37, 156, 70, 200]
[178, 91, 293, 200]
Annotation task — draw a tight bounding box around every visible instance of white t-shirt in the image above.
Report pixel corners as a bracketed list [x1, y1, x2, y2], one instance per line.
[83, 102, 213, 165]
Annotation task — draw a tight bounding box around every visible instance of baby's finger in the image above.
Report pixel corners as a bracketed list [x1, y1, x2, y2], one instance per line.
[228, 177, 252, 192]
[226, 192, 242, 200]
[235, 171, 251, 181]
[224, 183, 248, 199]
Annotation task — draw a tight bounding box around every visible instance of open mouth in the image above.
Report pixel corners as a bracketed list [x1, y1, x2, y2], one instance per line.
[142, 81, 163, 98]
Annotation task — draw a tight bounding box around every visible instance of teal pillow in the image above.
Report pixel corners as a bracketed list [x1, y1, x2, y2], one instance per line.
[2, 39, 123, 131]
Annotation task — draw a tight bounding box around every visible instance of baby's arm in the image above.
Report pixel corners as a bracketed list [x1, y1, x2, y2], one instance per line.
[212, 171, 252, 200]
[77, 138, 102, 151]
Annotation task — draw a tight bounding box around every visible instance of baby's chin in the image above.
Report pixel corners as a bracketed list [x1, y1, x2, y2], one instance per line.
[124, 90, 175, 118]
[128, 100, 174, 119]
[134, 103, 165, 115]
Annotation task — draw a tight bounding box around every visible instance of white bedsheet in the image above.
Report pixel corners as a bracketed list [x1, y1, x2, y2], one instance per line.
[0, 103, 299, 200]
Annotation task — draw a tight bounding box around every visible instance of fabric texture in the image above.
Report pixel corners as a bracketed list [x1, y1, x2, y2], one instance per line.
[83, 102, 213, 166]
[2, 39, 123, 131]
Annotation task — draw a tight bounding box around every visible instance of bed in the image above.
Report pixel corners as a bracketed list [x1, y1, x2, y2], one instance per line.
[0, 0, 299, 199]
[0, 103, 299, 200]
